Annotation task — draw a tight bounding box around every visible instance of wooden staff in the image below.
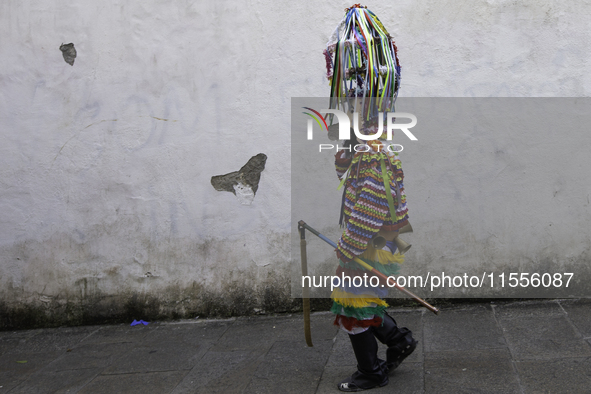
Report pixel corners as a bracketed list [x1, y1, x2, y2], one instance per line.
[298, 220, 439, 315]
[298, 222, 313, 347]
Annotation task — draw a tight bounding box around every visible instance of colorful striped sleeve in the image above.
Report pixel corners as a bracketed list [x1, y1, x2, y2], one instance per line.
[336, 153, 390, 263]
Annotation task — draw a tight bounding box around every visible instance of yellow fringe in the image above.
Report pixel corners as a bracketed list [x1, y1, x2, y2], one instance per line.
[331, 288, 389, 308]
[375, 249, 404, 265]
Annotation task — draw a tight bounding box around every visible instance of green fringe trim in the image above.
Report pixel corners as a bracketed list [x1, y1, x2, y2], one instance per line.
[330, 301, 388, 321]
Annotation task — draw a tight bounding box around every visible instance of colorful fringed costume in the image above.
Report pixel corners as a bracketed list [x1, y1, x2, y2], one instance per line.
[325, 5, 409, 334]
[330, 145, 409, 333]
[323, 5, 418, 392]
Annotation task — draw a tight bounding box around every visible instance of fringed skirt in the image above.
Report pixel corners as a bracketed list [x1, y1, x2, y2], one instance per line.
[330, 245, 403, 334]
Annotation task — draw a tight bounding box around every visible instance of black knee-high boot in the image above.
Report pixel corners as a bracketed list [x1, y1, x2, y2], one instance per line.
[338, 329, 389, 392]
[371, 313, 417, 372]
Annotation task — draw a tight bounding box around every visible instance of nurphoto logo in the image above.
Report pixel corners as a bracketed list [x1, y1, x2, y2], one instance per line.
[302, 107, 418, 153]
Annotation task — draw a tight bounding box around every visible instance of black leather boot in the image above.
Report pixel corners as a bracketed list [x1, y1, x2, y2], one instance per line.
[371, 313, 417, 372]
[338, 329, 389, 392]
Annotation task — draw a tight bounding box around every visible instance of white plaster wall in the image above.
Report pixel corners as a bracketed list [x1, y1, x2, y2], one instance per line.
[1, 1, 590, 312]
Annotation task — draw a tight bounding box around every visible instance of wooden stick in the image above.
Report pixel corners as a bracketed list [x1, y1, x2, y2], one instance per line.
[298, 220, 439, 315]
[298, 222, 314, 347]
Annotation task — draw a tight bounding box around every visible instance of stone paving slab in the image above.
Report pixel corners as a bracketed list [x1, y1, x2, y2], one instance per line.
[43, 342, 134, 372]
[7, 368, 101, 394]
[515, 357, 591, 394]
[2, 326, 98, 354]
[1, 300, 591, 393]
[171, 349, 265, 394]
[77, 371, 188, 394]
[79, 324, 158, 345]
[492, 299, 565, 319]
[102, 340, 204, 375]
[244, 339, 334, 394]
[0, 330, 41, 356]
[559, 299, 591, 337]
[423, 304, 505, 352]
[424, 348, 520, 394]
[498, 314, 591, 361]
[0, 351, 63, 388]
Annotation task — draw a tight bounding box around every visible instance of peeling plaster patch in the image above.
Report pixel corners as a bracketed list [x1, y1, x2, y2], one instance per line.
[59, 43, 77, 65]
[211, 153, 267, 202]
[233, 182, 255, 205]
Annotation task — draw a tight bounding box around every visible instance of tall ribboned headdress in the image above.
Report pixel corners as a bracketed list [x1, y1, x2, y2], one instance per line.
[324, 4, 401, 126]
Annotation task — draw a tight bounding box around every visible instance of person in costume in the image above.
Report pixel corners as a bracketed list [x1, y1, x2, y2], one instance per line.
[324, 5, 418, 392]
